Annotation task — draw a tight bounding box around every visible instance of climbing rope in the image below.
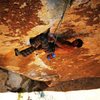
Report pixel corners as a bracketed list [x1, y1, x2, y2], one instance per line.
[54, 0, 73, 42]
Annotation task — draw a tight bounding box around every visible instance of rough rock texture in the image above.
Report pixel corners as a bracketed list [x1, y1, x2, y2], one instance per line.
[0, 0, 100, 91]
[0, 69, 8, 92]
[0, 68, 48, 92]
[45, 77, 100, 91]
[7, 71, 23, 89]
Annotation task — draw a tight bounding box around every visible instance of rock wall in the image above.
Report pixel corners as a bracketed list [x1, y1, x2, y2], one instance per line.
[0, 0, 100, 91]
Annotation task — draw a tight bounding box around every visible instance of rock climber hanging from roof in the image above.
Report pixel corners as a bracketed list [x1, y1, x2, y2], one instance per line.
[14, 28, 83, 60]
[14, 0, 83, 60]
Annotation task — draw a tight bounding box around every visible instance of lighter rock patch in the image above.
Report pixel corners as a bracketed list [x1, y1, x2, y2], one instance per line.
[28, 55, 52, 70]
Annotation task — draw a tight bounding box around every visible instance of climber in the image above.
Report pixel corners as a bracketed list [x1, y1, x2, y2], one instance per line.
[14, 28, 83, 60]
[14, 28, 56, 60]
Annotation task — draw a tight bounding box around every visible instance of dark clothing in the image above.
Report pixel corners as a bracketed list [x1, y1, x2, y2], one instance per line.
[29, 32, 55, 54]
[19, 46, 36, 57]
[15, 28, 56, 57]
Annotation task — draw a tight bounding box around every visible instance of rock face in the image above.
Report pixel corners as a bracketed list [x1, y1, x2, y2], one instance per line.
[0, 69, 48, 92]
[45, 77, 100, 91]
[0, 69, 8, 92]
[7, 71, 23, 89]
[0, 0, 100, 91]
